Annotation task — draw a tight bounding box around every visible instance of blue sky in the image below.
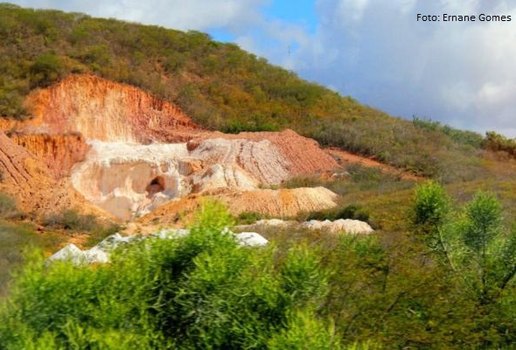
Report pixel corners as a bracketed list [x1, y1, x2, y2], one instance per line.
[8, 0, 516, 137]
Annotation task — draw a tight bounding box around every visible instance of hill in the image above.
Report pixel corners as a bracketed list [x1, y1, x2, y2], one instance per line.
[1, 3, 514, 182]
[0, 4, 514, 348]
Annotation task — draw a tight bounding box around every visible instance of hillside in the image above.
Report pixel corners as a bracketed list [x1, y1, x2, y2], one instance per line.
[0, 4, 514, 349]
[1, 3, 514, 182]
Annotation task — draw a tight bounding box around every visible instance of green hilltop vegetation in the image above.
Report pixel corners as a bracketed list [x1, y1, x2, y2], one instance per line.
[0, 3, 515, 182]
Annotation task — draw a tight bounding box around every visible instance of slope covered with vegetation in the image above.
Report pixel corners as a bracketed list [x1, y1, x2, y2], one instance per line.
[0, 191, 514, 349]
[2, 3, 513, 181]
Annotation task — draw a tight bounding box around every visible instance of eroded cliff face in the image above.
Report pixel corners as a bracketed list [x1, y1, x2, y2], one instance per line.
[70, 134, 329, 220]
[18, 74, 199, 143]
[1, 74, 340, 221]
[0, 133, 104, 217]
[188, 129, 339, 177]
[9, 132, 89, 179]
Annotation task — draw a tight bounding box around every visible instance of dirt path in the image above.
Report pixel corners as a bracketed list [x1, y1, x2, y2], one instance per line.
[326, 148, 424, 181]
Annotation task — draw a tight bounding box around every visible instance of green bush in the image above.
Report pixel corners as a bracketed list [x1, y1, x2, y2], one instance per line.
[1, 198, 514, 348]
[413, 116, 483, 148]
[236, 211, 267, 224]
[413, 188, 515, 318]
[29, 53, 64, 88]
[412, 181, 450, 234]
[267, 310, 342, 350]
[0, 202, 336, 349]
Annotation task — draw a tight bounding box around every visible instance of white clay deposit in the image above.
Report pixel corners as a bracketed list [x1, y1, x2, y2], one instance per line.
[71, 138, 294, 220]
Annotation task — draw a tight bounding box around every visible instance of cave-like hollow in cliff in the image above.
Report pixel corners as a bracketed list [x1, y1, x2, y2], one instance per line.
[146, 176, 165, 197]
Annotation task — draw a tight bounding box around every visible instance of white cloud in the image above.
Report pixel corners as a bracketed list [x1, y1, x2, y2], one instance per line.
[284, 0, 516, 137]
[9, 0, 266, 30]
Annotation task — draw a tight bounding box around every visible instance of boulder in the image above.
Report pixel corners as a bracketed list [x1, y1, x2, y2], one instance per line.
[235, 232, 269, 247]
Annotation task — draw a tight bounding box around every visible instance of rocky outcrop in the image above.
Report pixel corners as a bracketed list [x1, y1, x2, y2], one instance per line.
[0, 133, 102, 216]
[9, 132, 89, 179]
[0, 132, 58, 212]
[300, 219, 374, 234]
[71, 135, 338, 220]
[137, 186, 340, 226]
[0, 75, 341, 221]
[15, 74, 199, 143]
[49, 229, 268, 264]
[189, 129, 339, 177]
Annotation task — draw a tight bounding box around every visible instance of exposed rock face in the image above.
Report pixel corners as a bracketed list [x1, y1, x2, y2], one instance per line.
[0, 133, 102, 216]
[0, 132, 61, 212]
[71, 135, 338, 219]
[71, 141, 192, 220]
[9, 132, 89, 179]
[1, 74, 340, 220]
[17, 74, 199, 143]
[189, 129, 338, 177]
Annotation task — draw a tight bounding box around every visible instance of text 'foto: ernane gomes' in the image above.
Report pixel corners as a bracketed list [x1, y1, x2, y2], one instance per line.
[417, 13, 512, 22]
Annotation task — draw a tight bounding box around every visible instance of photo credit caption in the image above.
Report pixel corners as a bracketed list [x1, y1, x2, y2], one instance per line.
[417, 13, 512, 22]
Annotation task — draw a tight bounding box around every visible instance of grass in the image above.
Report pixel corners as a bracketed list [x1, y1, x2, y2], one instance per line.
[42, 209, 121, 247]
[0, 220, 64, 296]
[282, 163, 417, 196]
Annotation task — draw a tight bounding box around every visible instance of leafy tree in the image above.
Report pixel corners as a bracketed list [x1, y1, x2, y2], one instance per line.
[29, 53, 64, 88]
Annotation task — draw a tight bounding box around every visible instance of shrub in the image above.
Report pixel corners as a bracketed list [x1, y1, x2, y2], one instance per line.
[43, 209, 99, 232]
[29, 53, 64, 88]
[237, 211, 266, 224]
[267, 310, 342, 350]
[482, 131, 516, 157]
[0, 202, 337, 349]
[0, 193, 18, 219]
[412, 181, 450, 234]
[413, 116, 483, 148]
[461, 192, 502, 255]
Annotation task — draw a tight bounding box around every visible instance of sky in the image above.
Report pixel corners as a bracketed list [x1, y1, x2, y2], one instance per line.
[8, 0, 516, 137]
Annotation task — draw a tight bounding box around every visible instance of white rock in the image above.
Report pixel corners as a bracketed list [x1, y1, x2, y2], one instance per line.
[255, 219, 293, 227]
[83, 246, 110, 264]
[48, 244, 85, 264]
[96, 233, 135, 250]
[301, 219, 373, 234]
[235, 232, 268, 247]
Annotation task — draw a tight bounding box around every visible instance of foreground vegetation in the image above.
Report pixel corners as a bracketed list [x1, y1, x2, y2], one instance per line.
[0, 183, 514, 349]
[1, 4, 515, 181]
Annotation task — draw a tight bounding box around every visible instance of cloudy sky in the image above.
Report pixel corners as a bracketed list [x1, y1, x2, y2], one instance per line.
[9, 0, 516, 137]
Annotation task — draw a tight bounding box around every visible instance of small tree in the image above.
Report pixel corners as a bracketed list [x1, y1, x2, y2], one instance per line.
[29, 53, 64, 88]
[412, 181, 451, 260]
[458, 192, 514, 304]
